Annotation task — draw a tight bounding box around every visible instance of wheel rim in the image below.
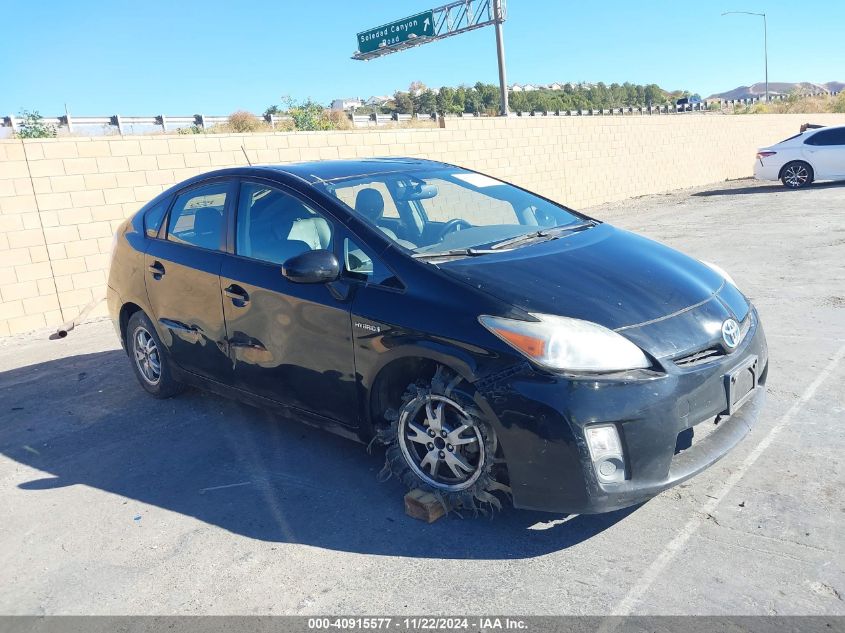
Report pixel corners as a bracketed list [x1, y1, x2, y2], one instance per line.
[784, 164, 808, 187]
[133, 326, 161, 385]
[398, 393, 485, 492]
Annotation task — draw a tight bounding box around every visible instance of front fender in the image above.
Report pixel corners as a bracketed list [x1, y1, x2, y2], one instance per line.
[353, 324, 520, 441]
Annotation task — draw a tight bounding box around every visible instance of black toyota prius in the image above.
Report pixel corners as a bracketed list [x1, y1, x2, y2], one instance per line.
[107, 158, 768, 514]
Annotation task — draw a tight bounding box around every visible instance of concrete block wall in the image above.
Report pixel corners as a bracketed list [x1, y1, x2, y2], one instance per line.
[1, 112, 843, 336]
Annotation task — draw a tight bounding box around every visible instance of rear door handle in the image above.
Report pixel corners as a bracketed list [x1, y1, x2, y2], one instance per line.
[223, 284, 249, 306]
[147, 261, 165, 279]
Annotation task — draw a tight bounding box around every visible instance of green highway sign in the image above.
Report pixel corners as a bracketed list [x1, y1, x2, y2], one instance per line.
[357, 10, 435, 54]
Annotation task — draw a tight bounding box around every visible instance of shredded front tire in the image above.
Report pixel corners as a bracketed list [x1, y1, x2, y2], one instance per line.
[374, 366, 510, 515]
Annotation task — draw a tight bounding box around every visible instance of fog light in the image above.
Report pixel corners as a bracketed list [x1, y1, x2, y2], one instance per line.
[598, 459, 618, 477]
[585, 424, 626, 484]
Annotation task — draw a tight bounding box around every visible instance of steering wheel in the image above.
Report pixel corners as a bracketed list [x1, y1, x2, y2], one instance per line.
[437, 218, 472, 241]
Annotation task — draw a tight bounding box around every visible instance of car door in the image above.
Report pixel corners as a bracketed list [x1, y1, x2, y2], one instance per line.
[219, 179, 358, 426]
[803, 128, 845, 178]
[144, 179, 235, 380]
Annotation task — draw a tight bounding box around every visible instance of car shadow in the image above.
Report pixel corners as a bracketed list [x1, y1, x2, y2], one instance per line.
[0, 350, 638, 560]
[692, 181, 844, 197]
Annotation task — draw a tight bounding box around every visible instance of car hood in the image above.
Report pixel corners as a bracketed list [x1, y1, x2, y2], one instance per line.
[440, 223, 725, 331]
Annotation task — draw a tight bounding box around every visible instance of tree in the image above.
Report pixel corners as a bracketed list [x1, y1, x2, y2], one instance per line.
[644, 84, 665, 106]
[454, 86, 469, 113]
[393, 91, 414, 114]
[408, 81, 427, 95]
[475, 82, 499, 114]
[436, 86, 461, 114]
[464, 90, 481, 114]
[416, 89, 437, 114]
[509, 91, 528, 113]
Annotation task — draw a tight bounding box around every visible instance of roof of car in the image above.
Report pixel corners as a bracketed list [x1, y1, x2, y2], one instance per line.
[262, 157, 452, 184]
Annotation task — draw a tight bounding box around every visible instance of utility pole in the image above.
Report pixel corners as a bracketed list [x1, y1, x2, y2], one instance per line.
[493, 0, 509, 116]
[722, 11, 769, 102]
[762, 12, 768, 102]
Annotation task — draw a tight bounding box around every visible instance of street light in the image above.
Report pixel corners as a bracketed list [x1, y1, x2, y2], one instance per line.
[722, 11, 768, 102]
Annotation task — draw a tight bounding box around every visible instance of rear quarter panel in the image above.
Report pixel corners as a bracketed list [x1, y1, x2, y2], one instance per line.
[107, 211, 154, 345]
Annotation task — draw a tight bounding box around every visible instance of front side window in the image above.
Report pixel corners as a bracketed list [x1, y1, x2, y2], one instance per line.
[320, 167, 583, 257]
[343, 237, 400, 287]
[167, 183, 228, 250]
[236, 182, 333, 265]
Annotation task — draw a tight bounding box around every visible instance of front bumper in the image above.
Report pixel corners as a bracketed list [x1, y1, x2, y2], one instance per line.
[477, 310, 768, 514]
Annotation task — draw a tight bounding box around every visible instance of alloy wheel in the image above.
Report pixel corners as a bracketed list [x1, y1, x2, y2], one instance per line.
[133, 326, 161, 385]
[783, 164, 809, 188]
[397, 393, 485, 491]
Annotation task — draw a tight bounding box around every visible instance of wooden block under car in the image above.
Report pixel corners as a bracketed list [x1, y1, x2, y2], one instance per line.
[404, 489, 447, 523]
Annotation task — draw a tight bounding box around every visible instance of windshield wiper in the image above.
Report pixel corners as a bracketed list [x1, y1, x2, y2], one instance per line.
[490, 220, 598, 250]
[412, 247, 505, 260]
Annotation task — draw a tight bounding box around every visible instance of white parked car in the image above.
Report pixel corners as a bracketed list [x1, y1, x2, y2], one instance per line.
[754, 125, 845, 188]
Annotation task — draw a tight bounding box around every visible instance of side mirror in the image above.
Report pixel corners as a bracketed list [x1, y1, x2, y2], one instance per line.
[282, 249, 340, 284]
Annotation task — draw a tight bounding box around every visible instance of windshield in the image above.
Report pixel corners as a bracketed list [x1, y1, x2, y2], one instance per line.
[318, 167, 586, 256]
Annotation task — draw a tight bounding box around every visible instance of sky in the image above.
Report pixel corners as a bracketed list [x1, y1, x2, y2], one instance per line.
[2, 0, 844, 116]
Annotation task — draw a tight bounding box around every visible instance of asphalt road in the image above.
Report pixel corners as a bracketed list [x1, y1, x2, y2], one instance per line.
[0, 179, 843, 616]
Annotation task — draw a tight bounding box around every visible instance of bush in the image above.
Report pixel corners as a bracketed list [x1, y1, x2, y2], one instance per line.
[265, 97, 352, 131]
[177, 124, 204, 135]
[177, 111, 273, 134]
[729, 93, 843, 115]
[16, 110, 57, 138]
[226, 110, 268, 133]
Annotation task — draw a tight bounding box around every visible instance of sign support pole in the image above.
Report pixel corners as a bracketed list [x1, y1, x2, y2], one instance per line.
[493, 0, 509, 116]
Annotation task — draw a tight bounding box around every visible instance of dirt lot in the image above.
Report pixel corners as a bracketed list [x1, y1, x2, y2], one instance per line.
[0, 179, 843, 615]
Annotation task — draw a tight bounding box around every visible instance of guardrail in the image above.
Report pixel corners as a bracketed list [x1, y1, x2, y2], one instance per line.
[1, 113, 294, 135]
[3, 91, 839, 135]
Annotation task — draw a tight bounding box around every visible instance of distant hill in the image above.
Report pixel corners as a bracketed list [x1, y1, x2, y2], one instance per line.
[709, 81, 843, 100]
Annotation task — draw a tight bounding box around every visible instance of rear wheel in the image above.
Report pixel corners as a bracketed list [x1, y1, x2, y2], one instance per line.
[781, 161, 813, 189]
[376, 366, 510, 514]
[126, 311, 185, 398]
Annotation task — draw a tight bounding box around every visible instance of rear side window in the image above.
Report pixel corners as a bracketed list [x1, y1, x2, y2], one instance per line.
[805, 129, 845, 146]
[143, 198, 170, 238]
[167, 183, 228, 251]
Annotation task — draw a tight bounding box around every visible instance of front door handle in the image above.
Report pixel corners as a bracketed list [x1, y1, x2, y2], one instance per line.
[223, 284, 249, 307]
[147, 261, 165, 279]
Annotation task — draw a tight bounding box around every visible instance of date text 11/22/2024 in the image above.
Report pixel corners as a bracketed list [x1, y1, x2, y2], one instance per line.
[307, 617, 528, 630]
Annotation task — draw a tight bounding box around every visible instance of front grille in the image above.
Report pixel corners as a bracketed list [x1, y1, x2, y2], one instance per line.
[674, 347, 725, 367]
[672, 312, 754, 369]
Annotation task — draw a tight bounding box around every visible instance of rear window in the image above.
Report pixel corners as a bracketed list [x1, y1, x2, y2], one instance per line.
[777, 132, 804, 144]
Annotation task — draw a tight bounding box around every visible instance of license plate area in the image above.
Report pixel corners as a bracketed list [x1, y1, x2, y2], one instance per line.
[724, 355, 758, 415]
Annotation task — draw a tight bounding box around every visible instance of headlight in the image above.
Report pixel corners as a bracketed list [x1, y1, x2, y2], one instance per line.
[478, 313, 650, 372]
[701, 260, 737, 287]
